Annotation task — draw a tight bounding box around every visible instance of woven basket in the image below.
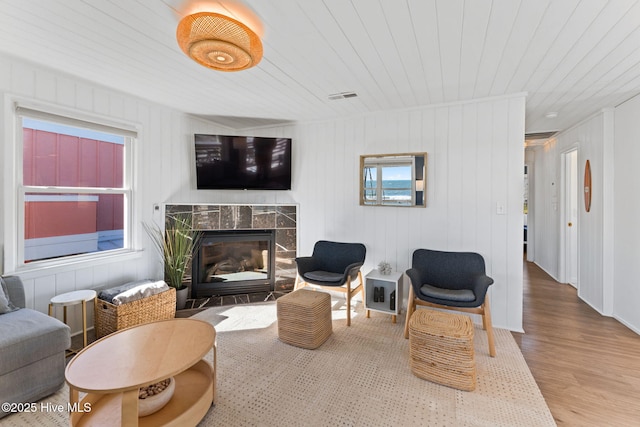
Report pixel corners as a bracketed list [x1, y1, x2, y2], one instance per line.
[94, 287, 176, 338]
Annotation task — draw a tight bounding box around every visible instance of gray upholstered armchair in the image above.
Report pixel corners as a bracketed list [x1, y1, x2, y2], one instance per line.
[403, 249, 496, 357]
[294, 240, 366, 326]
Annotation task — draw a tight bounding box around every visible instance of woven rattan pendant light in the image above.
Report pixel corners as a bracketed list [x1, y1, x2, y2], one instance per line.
[177, 12, 263, 72]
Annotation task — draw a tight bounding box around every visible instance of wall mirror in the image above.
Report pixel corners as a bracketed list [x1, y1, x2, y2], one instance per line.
[360, 152, 427, 207]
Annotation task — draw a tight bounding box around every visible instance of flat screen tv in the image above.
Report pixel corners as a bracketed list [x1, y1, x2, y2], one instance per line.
[194, 134, 292, 190]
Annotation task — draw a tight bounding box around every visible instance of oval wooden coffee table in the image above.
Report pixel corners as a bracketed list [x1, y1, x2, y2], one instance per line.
[65, 318, 216, 426]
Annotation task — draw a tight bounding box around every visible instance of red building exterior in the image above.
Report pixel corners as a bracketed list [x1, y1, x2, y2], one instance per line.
[23, 128, 123, 259]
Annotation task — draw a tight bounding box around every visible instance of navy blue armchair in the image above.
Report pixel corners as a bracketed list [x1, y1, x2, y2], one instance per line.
[294, 240, 366, 326]
[403, 249, 496, 357]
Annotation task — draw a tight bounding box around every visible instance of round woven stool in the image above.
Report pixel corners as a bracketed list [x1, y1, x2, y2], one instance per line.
[277, 289, 332, 349]
[408, 309, 476, 391]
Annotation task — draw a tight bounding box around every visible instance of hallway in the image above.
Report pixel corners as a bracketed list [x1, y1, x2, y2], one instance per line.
[513, 261, 640, 426]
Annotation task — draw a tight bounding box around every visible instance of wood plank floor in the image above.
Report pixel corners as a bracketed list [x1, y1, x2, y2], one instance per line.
[512, 260, 640, 426]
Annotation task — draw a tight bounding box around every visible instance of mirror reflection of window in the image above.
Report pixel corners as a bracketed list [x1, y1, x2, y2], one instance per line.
[360, 153, 427, 207]
[381, 165, 412, 205]
[363, 166, 377, 204]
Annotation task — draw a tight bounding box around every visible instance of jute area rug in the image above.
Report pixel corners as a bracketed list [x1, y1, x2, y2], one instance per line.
[5, 300, 556, 426]
[196, 302, 555, 426]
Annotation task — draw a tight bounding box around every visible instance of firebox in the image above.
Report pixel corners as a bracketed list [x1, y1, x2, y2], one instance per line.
[191, 229, 276, 298]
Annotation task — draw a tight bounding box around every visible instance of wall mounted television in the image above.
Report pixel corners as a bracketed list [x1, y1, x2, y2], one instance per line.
[194, 134, 292, 190]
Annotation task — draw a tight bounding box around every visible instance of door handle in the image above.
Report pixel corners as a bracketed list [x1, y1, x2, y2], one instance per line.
[568, 222, 573, 227]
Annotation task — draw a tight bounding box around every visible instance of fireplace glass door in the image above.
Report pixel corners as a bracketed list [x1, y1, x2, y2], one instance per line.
[192, 230, 275, 297]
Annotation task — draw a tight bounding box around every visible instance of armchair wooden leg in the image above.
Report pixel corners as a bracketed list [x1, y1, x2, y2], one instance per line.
[403, 286, 416, 339]
[358, 271, 365, 303]
[294, 274, 302, 290]
[346, 280, 351, 327]
[483, 298, 496, 357]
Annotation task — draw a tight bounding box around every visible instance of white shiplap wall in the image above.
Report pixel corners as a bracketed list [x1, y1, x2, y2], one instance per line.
[0, 52, 526, 333]
[613, 94, 640, 333]
[251, 95, 526, 331]
[0, 54, 231, 333]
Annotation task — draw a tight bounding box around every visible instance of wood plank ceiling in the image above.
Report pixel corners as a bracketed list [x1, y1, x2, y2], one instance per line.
[0, 0, 639, 135]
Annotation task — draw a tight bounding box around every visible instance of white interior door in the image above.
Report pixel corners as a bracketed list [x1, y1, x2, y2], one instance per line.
[565, 150, 579, 287]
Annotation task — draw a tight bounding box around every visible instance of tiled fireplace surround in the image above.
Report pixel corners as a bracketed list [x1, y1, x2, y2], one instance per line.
[166, 204, 297, 303]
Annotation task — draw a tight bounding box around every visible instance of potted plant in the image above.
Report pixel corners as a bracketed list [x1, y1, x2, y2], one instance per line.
[144, 213, 201, 310]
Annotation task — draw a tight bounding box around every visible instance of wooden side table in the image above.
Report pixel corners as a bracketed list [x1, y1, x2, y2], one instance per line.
[49, 289, 97, 352]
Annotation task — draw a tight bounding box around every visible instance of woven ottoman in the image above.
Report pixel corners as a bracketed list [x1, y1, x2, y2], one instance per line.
[277, 289, 332, 349]
[408, 309, 476, 391]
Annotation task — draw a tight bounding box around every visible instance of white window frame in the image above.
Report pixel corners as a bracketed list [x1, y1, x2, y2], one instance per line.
[4, 98, 140, 273]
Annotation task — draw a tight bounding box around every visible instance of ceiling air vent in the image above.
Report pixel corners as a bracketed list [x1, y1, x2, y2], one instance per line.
[525, 131, 558, 147]
[328, 91, 358, 100]
[525, 131, 557, 140]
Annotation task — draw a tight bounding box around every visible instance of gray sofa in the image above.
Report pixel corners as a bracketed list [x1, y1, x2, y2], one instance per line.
[0, 276, 71, 419]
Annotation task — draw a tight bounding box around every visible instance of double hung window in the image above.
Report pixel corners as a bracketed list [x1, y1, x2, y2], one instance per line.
[15, 106, 135, 266]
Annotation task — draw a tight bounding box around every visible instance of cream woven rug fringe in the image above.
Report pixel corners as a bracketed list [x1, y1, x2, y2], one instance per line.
[5, 300, 556, 426]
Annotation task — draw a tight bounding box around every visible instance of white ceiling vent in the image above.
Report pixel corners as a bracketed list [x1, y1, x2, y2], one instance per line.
[525, 131, 557, 140]
[328, 91, 358, 100]
[524, 131, 558, 147]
